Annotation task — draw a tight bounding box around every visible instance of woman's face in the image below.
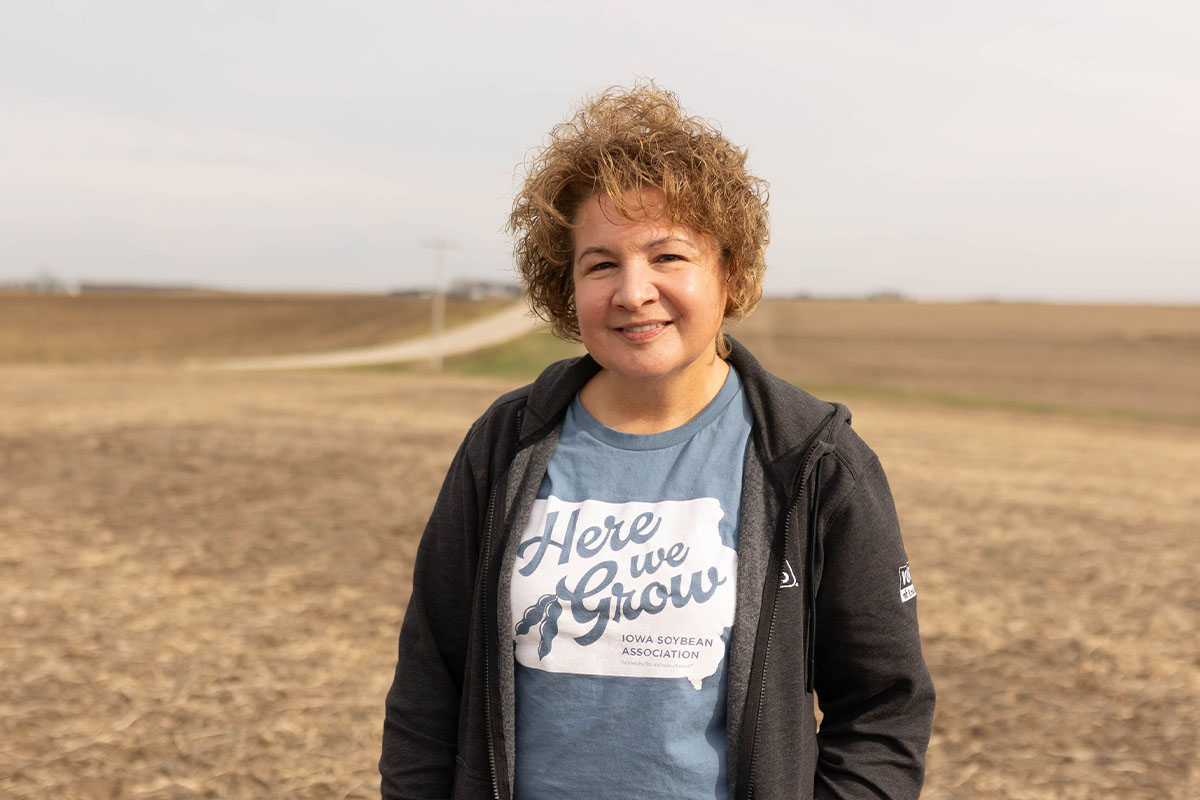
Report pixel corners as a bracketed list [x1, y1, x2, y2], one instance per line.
[571, 187, 728, 387]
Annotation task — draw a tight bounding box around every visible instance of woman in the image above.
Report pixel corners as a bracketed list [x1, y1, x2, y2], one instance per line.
[381, 84, 934, 800]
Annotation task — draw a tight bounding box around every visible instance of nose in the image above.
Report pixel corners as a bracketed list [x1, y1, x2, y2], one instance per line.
[612, 260, 658, 310]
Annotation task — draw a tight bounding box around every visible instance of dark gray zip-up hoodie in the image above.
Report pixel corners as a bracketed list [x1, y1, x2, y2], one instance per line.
[381, 339, 935, 799]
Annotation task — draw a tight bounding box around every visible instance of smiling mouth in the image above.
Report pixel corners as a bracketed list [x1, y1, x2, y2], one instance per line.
[619, 322, 670, 333]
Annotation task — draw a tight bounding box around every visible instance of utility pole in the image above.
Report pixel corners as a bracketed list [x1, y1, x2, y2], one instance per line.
[421, 239, 458, 372]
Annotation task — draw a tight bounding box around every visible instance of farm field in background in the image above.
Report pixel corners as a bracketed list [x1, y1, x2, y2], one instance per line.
[730, 299, 1200, 423]
[0, 292, 508, 364]
[1, 293, 1197, 798]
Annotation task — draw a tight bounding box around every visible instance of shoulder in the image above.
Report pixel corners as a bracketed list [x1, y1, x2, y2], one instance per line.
[461, 352, 600, 459]
[458, 383, 530, 471]
[726, 337, 884, 492]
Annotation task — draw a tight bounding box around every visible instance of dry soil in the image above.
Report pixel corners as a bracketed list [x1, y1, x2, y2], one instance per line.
[2, 296, 1197, 798]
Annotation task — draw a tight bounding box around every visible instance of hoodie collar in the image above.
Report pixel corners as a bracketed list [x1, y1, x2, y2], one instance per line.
[518, 336, 848, 489]
[725, 338, 850, 492]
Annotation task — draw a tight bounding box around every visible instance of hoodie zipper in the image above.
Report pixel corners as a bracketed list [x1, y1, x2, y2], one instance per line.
[740, 439, 832, 800]
[482, 408, 523, 800]
[481, 475, 504, 800]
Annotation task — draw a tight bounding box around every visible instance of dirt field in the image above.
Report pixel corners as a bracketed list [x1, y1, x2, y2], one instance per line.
[2, 295, 1198, 798]
[731, 300, 1200, 423]
[0, 293, 507, 364]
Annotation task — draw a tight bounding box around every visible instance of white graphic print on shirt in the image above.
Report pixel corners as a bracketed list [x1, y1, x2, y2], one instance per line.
[512, 495, 737, 690]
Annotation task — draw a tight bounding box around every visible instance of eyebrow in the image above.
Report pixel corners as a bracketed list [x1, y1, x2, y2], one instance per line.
[576, 235, 699, 261]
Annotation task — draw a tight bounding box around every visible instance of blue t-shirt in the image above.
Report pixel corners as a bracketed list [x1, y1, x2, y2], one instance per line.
[510, 366, 753, 799]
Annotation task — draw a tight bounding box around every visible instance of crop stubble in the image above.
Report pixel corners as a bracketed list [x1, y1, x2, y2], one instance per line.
[731, 300, 1200, 422]
[0, 293, 507, 364]
[2, 297, 1198, 798]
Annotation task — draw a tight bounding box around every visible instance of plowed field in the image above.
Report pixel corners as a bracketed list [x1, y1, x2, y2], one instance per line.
[2, 295, 1197, 798]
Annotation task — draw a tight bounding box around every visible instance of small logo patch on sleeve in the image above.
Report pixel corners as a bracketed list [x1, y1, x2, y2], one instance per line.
[899, 562, 916, 602]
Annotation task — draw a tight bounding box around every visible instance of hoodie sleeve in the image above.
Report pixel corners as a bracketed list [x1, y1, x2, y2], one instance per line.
[812, 455, 935, 800]
[380, 431, 484, 800]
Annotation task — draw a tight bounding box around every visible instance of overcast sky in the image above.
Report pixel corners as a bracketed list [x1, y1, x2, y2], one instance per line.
[3, 0, 1197, 302]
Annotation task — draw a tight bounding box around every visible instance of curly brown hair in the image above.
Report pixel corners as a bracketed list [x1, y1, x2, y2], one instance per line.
[508, 82, 770, 343]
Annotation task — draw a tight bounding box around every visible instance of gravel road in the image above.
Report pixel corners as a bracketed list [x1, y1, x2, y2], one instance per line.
[197, 301, 542, 370]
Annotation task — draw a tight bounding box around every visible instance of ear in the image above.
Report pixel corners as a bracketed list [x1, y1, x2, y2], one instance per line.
[719, 261, 734, 313]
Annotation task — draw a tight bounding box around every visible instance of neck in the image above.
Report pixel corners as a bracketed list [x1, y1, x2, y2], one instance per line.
[578, 356, 730, 434]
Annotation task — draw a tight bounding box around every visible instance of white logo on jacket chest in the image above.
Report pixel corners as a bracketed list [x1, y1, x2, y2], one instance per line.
[779, 558, 799, 588]
[511, 496, 736, 690]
